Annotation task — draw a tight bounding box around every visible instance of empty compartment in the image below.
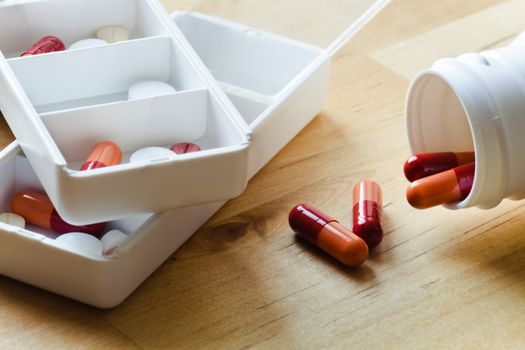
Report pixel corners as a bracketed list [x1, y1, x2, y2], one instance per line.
[40, 88, 245, 169]
[0, 0, 170, 58]
[8, 36, 206, 113]
[173, 12, 323, 97]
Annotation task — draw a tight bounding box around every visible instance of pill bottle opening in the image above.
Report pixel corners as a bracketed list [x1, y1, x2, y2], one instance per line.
[407, 71, 479, 209]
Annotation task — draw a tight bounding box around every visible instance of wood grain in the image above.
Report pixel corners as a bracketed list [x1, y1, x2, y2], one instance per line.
[1, 0, 524, 348]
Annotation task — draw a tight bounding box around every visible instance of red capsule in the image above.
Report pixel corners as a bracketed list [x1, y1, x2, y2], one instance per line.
[352, 180, 383, 248]
[406, 162, 475, 209]
[289, 204, 368, 267]
[12, 191, 105, 237]
[21, 36, 65, 56]
[80, 141, 122, 171]
[170, 142, 201, 155]
[404, 151, 475, 182]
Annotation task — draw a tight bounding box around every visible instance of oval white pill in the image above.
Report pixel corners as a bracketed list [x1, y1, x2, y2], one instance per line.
[69, 38, 109, 50]
[56, 232, 103, 256]
[0, 212, 25, 228]
[129, 147, 174, 163]
[101, 229, 128, 257]
[128, 80, 176, 100]
[96, 26, 129, 43]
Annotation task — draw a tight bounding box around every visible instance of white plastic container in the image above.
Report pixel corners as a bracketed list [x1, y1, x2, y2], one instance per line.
[406, 32, 525, 210]
[0, 0, 251, 225]
[0, 2, 388, 307]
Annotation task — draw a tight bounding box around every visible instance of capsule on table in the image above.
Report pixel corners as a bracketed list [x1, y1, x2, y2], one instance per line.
[21, 36, 65, 56]
[12, 191, 105, 237]
[353, 180, 383, 248]
[80, 141, 122, 171]
[289, 204, 368, 267]
[404, 151, 475, 182]
[406, 162, 475, 209]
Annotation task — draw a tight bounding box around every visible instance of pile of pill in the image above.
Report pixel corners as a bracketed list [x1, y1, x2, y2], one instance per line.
[404, 152, 475, 209]
[20, 25, 130, 57]
[289, 180, 383, 268]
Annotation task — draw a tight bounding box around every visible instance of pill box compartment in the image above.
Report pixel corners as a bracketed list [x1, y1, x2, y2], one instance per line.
[0, 0, 251, 225]
[172, 12, 331, 177]
[0, 0, 169, 58]
[0, 142, 225, 308]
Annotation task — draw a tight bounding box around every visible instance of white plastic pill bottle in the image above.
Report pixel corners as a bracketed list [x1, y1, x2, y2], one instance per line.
[405, 32, 525, 210]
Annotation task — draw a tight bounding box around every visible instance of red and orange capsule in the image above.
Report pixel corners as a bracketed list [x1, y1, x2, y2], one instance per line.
[406, 162, 475, 209]
[12, 191, 105, 237]
[289, 204, 368, 267]
[353, 181, 383, 248]
[80, 141, 122, 171]
[21, 36, 65, 56]
[404, 151, 475, 182]
[170, 142, 201, 155]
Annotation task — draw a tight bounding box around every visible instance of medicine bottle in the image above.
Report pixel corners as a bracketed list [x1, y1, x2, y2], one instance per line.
[406, 32, 525, 209]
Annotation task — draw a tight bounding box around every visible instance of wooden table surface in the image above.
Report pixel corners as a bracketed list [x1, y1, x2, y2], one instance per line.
[1, 0, 524, 348]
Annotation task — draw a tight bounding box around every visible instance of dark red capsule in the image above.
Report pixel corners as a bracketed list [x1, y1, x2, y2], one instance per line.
[21, 36, 65, 56]
[404, 152, 475, 182]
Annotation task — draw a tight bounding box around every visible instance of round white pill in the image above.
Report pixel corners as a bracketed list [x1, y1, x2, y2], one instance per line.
[128, 80, 176, 100]
[101, 229, 128, 257]
[96, 26, 129, 43]
[129, 147, 174, 163]
[69, 38, 109, 50]
[56, 232, 103, 256]
[0, 212, 25, 228]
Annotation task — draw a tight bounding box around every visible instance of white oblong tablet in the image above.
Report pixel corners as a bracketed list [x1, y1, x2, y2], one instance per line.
[0, 213, 25, 228]
[56, 232, 103, 256]
[96, 26, 129, 43]
[69, 38, 109, 50]
[129, 147, 174, 163]
[101, 229, 128, 257]
[128, 80, 176, 100]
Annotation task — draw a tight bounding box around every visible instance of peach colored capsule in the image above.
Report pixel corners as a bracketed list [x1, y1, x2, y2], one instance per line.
[81, 141, 122, 171]
[353, 180, 383, 248]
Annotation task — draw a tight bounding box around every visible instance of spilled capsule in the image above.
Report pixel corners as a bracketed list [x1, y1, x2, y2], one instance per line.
[289, 204, 368, 267]
[406, 162, 475, 209]
[404, 151, 475, 182]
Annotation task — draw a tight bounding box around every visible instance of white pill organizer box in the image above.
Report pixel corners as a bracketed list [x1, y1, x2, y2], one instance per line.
[0, 0, 388, 307]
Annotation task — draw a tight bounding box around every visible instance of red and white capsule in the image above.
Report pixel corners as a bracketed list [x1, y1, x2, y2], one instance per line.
[352, 180, 383, 248]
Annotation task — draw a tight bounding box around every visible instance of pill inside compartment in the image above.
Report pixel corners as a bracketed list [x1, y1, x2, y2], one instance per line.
[0, 145, 152, 258]
[0, 0, 169, 58]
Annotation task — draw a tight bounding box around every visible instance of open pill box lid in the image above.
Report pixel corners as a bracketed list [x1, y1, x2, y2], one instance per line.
[0, 0, 388, 226]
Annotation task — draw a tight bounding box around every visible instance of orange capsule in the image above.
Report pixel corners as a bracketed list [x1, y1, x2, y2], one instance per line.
[353, 181, 383, 248]
[406, 162, 475, 209]
[289, 204, 368, 267]
[12, 191, 105, 237]
[404, 151, 475, 182]
[80, 141, 122, 171]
